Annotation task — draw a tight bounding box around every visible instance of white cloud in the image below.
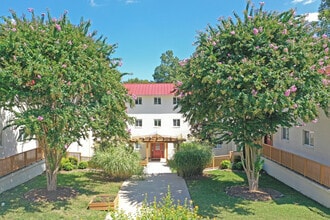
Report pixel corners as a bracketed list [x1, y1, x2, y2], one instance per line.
[89, 0, 97, 7]
[305, 12, 319, 22]
[124, 0, 139, 4]
[291, 0, 316, 5]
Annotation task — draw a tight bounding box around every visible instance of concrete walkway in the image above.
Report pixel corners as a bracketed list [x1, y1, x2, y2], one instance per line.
[117, 161, 191, 217]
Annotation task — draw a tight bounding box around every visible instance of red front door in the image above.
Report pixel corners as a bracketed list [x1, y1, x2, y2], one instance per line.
[151, 143, 164, 159]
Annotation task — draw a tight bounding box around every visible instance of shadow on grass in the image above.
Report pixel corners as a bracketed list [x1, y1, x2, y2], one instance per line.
[186, 170, 330, 219]
[0, 170, 121, 216]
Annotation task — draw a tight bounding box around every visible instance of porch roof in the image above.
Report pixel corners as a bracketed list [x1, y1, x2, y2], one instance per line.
[130, 134, 186, 143]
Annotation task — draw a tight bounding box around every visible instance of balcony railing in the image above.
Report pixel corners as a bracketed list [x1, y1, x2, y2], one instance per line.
[0, 148, 44, 177]
[262, 144, 330, 188]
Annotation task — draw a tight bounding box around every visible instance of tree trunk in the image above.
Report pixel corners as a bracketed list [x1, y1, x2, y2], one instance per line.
[242, 143, 262, 191]
[46, 168, 57, 191]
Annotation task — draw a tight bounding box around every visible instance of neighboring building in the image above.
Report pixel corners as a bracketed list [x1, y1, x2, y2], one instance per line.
[272, 109, 330, 167]
[124, 83, 190, 161]
[0, 109, 37, 159]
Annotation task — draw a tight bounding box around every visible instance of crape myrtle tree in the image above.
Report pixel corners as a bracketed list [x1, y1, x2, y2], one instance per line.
[0, 9, 133, 191]
[176, 2, 330, 191]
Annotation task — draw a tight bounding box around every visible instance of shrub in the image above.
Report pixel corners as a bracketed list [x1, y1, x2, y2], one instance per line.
[60, 158, 70, 170]
[220, 160, 231, 169]
[62, 162, 74, 171]
[68, 157, 78, 166]
[174, 142, 212, 178]
[232, 161, 244, 171]
[90, 144, 143, 179]
[109, 187, 202, 219]
[78, 161, 88, 169]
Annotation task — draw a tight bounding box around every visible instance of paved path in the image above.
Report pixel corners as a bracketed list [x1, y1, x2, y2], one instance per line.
[116, 162, 191, 217]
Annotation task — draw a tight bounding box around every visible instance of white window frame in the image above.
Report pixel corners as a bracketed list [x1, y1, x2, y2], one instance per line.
[154, 97, 161, 105]
[135, 119, 142, 127]
[281, 127, 289, 140]
[303, 130, 314, 147]
[173, 97, 179, 105]
[135, 97, 142, 105]
[17, 128, 25, 142]
[154, 119, 161, 127]
[134, 143, 141, 150]
[173, 119, 180, 127]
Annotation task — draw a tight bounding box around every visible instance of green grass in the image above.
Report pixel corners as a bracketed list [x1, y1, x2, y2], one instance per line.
[187, 170, 330, 219]
[0, 171, 122, 220]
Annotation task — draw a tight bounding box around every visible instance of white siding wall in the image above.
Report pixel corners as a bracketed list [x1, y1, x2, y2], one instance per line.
[273, 110, 330, 166]
[0, 110, 37, 159]
[128, 95, 189, 139]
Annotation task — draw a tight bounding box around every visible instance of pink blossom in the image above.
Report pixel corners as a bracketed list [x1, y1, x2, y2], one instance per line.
[322, 78, 329, 86]
[319, 61, 324, 66]
[259, 2, 265, 6]
[322, 34, 327, 39]
[310, 65, 316, 70]
[283, 48, 288, 53]
[176, 81, 183, 86]
[64, 145, 69, 149]
[37, 116, 44, 121]
[289, 72, 294, 77]
[212, 41, 216, 46]
[230, 31, 235, 35]
[253, 28, 259, 35]
[323, 44, 327, 48]
[251, 89, 258, 96]
[325, 48, 329, 53]
[227, 53, 231, 57]
[62, 64, 67, 68]
[248, 16, 252, 20]
[67, 81, 71, 86]
[37, 75, 41, 79]
[255, 46, 260, 50]
[13, 55, 17, 61]
[312, 119, 318, 123]
[284, 89, 291, 97]
[228, 76, 233, 81]
[27, 8, 34, 13]
[52, 18, 57, 22]
[259, 27, 263, 32]
[292, 103, 298, 109]
[290, 85, 297, 92]
[55, 24, 61, 31]
[68, 40, 73, 45]
[217, 62, 222, 65]
[82, 44, 88, 50]
[132, 94, 137, 100]
[11, 28, 17, 32]
[216, 79, 221, 84]
[282, 29, 288, 35]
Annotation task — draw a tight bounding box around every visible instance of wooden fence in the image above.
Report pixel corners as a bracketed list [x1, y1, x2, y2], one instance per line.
[207, 155, 231, 169]
[66, 152, 91, 162]
[0, 148, 44, 177]
[262, 144, 330, 188]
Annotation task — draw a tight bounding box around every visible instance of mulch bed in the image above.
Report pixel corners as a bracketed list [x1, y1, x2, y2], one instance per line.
[24, 187, 78, 202]
[226, 185, 283, 201]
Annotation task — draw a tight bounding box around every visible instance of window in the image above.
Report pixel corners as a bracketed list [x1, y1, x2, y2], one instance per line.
[173, 97, 179, 105]
[135, 119, 142, 127]
[173, 119, 180, 127]
[154, 119, 161, 127]
[135, 97, 142, 105]
[303, 130, 314, 146]
[215, 142, 223, 149]
[281, 127, 289, 140]
[154, 97, 161, 105]
[17, 128, 25, 142]
[134, 143, 141, 150]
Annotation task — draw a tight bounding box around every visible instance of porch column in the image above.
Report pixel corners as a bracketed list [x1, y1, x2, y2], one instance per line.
[146, 143, 149, 161]
[165, 143, 168, 160]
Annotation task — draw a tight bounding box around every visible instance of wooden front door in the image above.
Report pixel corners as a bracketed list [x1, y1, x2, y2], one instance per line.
[151, 143, 164, 159]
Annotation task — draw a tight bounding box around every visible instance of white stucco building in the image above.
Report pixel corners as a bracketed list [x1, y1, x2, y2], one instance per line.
[124, 83, 190, 161]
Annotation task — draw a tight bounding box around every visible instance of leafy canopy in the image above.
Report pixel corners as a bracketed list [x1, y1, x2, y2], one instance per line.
[176, 3, 330, 148]
[0, 9, 132, 154]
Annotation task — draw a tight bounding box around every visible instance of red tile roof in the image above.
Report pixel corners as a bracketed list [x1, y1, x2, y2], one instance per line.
[124, 83, 175, 96]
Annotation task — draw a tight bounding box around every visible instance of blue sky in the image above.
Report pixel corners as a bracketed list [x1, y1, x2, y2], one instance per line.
[0, 0, 321, 81]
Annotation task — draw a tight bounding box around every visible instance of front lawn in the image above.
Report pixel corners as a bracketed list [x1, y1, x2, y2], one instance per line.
[0, 171, 122, 220]
[187, 170, 330, 219]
